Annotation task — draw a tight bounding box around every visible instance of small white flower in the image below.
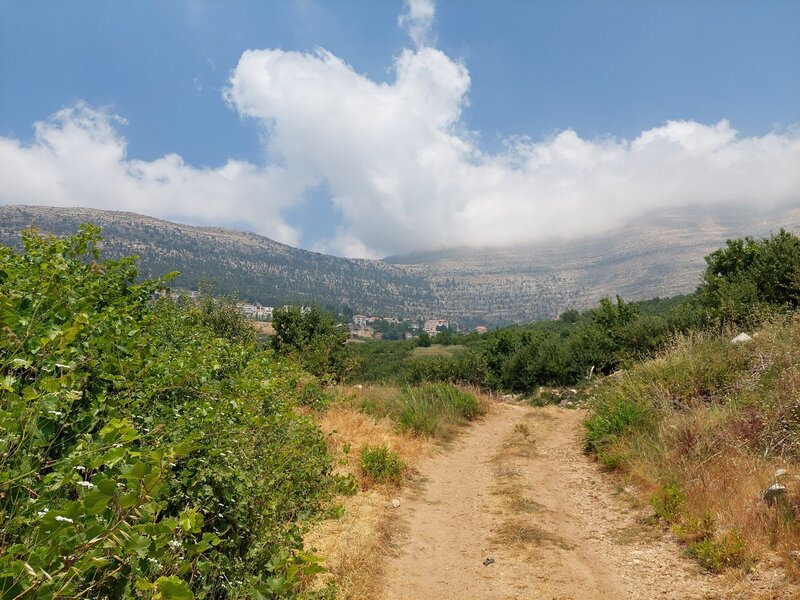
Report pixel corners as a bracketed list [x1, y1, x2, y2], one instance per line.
[77, 481, 95, 489]
[55, 516, 74, 523]
[113, 443, 123, 448]
[75, 466, 86, 472]
[168, 540, 182, 549]
[48, 410, 63, 417]
[169, 463, 176, 467]
[37, 508, 49, 517]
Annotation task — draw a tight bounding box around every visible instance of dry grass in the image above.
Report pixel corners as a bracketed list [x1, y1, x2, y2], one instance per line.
[303, 388, 433, 597]
[316, 401, 428, 489]
[610, 520, 663, 545]
[492, 520, 573, 551]
[592, 315, 800, 576]
[410, 344, 465, 358]
[624, 436, 800, 570]
[303, 491, 395, 599]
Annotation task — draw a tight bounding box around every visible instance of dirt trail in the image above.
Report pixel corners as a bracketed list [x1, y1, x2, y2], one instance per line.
[382, 403, 787, 600]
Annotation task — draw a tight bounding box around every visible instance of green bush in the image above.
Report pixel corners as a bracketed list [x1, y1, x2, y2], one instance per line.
[0, 226, 337, 598]
[406, 349, 489, 387]
[697, 229, 800, 326]
[688, 529, 747, 572]
[650, 485, 686, 523]
[584, 388, 655, 456]
[359, 446, 404, 485]
[360, 383, 485, 440]
[272, 305, 354, 382]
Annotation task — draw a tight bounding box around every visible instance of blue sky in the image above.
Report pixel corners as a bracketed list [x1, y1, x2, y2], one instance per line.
[1, 0, 798, 256]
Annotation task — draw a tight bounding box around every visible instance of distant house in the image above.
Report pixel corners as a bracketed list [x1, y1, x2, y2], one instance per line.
[423, 319, 449, 336]
[353, 314, 367, 328]
[474, 325, 489, 334]
[237, 304, 274, 321]
[255, 306, 273, 320]
[240, 303, 258, 317]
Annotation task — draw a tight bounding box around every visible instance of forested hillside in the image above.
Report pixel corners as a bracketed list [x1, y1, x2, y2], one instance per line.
[1, 204, 798, 324]
[0, 206, 439, 318]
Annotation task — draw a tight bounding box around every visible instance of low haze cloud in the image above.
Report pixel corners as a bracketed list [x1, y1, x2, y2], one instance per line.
[1, 0, 799, 258]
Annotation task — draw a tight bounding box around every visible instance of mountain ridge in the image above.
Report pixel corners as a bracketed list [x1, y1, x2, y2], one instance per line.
[1, 203, 798, 325]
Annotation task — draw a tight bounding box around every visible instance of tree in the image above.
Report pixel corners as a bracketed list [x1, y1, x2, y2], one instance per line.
[272, 305, 352, 381]
[417, 331, 432, 347]
[697, 229, 800, 325]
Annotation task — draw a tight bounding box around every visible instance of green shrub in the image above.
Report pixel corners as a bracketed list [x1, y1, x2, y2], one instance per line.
[359, 445, 404, 484]
[0, 226, 338, 598]
[688, 529, 747, 572]
[584, 389, 655, 455]
[360, 383, 485, 439]
[697, 229, 800, 326]
[406, 349, 490, 387]
[650, 485, 686, 523]
[272, 304, 354, 382]
[297, 379, 333, 410]
[673, 512, 716, 543]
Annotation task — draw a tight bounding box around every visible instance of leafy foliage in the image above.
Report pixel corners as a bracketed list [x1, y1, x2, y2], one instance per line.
[0, 226, 338, 598]
[697, 229, 800, 325]
[358, 446, 404, 485]
[688, 530, 747, 572]
[272, 305, 354, 382]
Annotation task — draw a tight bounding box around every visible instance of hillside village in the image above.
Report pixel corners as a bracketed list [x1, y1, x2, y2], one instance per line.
[162, 288, 490, 341]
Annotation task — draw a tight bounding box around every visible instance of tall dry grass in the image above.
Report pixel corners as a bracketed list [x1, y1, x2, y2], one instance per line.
[586, 314, 800, 575]
[357, 382, 489, 440]
[303, 383, 494, 597]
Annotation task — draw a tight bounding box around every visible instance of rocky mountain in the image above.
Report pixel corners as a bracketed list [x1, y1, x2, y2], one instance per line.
[0, 205, 440, 318]
[1, 203, 798, 325]
[387, 203, 800, 324]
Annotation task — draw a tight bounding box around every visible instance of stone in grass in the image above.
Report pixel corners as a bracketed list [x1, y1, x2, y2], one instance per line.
[763, 483, 787, 506]
[731, 332, 753, 345]
[391, 499, 401, 508]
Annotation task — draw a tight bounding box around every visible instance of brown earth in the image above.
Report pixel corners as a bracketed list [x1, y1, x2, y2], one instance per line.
[381, 403, 798, 600]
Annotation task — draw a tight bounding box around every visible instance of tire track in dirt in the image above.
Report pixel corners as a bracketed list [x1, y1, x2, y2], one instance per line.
[382, 403, 792, 599]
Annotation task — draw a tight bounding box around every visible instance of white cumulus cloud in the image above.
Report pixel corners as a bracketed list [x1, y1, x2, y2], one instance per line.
[224, 43, 800, 257]
[2, 0, 799, 258]
[0, 103, 306, 246]
[398, 0, 436, 48]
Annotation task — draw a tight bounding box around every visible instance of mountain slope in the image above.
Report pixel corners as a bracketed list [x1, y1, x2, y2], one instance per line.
[1, 203, 798, 324]
[387, 203, 800, 323]
[0, 205, 440, 317]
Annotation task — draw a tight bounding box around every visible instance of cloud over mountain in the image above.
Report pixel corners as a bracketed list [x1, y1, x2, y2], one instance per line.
[0, 103, 305, 246]
[1, 0, 798, 258]
[225, 42, 800, 257]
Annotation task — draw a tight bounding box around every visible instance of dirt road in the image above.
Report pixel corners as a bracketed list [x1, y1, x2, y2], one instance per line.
[382, 403, 790, 599]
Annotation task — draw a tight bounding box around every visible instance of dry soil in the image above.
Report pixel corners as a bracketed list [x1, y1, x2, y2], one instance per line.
[381, 403, 796, 600]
